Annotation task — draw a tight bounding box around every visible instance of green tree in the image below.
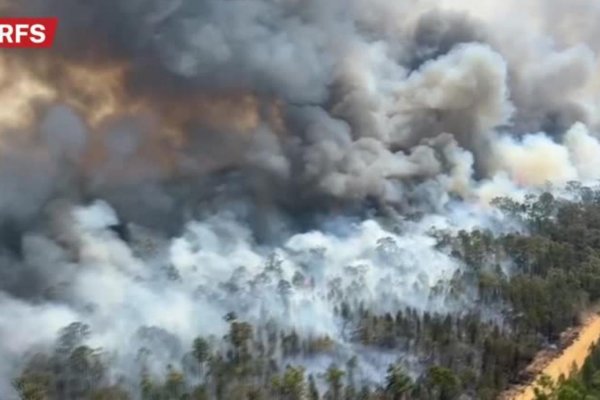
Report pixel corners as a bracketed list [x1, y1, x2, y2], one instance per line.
[228, 321, 253, 363]
[280, 366, 305, 400]
[193, 337, 210, 364]
[325, 365, 345, 400]
[164, 365, 186, 399]
[384, 365, 413, 400]
[427, 366, 460, 400]
[13, 372, 51, 400]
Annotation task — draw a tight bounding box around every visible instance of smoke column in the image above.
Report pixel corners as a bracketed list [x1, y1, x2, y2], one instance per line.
[0, 0, 599, 397]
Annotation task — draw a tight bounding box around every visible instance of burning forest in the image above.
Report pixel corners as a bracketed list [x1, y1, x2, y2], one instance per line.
[2, 0, 600, 399]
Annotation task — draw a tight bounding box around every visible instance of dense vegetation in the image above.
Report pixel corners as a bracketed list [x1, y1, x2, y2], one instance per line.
[15, 184, 600, 400]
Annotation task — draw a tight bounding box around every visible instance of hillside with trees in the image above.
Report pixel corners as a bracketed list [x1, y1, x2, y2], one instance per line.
[14, 185, 600, 400]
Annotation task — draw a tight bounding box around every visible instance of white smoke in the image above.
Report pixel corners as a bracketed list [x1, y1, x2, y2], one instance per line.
[0, 198, 510, 394]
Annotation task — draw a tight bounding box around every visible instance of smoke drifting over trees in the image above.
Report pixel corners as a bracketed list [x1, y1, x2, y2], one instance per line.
[1, 0, 600, 399]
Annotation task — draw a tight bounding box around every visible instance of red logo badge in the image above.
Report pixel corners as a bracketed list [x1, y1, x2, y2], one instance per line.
[0, 18, 58, 48]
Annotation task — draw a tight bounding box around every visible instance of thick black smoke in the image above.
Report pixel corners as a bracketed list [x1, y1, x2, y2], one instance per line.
[2, 0, 595, 217]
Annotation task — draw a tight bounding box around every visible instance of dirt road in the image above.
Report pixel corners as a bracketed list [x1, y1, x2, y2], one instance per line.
[501, 314, 600, 400]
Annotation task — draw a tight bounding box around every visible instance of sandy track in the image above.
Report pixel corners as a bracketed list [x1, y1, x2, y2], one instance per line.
[500, 314, 600, 400]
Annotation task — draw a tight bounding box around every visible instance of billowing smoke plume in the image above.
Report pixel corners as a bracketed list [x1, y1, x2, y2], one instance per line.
[0, 0, 599, 397]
